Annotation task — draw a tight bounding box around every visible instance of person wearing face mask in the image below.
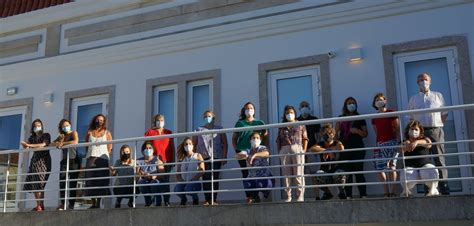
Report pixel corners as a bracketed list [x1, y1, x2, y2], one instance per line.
[21, 119, 51, 211]
[371, 93, 400, 197]
[310, 124, 346, 200]
[193, 110, 228, 205]
[84, 114, 112, 208]
[136, 141, 165, 207]
[110, 145, 136, 208]
[335, 97, 368, 199]
[144, 114, 175, 206]
[408, 72, 449, 195]
[175, 138, 205, 205]
[296, 101, 322, 199]
[276, 105, 308, 202]
[53, 119, 79, 210]
[400, 120, 439, 197]
[236, 132, 273, 204]
[232, 102, 267, 201]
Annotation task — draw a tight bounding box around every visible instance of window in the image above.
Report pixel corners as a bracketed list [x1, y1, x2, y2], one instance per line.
[187, 80, 213, 131]
[153, 84, 178, 132]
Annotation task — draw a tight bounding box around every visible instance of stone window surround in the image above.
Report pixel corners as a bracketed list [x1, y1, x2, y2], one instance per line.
[145, 69, 221, 134]
[63, 85, 116, 136]
[258, 54, 332, 124]
[382, 35, 474, 164]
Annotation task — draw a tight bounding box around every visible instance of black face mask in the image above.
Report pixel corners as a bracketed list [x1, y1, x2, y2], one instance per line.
[121, 153, 131, 161]
[322, 134, 333, 143]
[95, 121, 102, 128]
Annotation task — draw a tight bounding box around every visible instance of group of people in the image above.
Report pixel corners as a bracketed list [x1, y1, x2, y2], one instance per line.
[20, 72, 449, 211]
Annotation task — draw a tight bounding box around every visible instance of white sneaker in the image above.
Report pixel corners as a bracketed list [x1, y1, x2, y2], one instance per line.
[427, 189, 440, 196]
[296, 197, 304, 202]
[284, 198, 292, 202]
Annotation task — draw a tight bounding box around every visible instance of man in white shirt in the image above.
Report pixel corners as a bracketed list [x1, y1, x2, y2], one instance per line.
[408, 72, 450, 195]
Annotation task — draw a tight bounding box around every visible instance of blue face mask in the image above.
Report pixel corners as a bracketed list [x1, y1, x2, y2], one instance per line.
[203, 116, 213, 125]
[347, 104, 357, 113]
[62, 126, 71, 133]
[144, 148, 153, 157]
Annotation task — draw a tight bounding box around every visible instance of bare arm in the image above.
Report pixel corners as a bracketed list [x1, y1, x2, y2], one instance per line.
[191, 154, 205, 181]
[232, 133, 238, 151]
[106, 131, 113, 155]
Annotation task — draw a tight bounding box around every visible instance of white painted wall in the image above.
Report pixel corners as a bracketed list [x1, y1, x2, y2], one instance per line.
[0, 1, 473, 208]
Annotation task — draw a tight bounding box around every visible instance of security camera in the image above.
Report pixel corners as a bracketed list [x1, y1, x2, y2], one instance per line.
[327, 51, 336, 58]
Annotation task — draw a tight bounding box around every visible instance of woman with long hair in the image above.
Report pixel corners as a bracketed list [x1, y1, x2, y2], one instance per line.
[21, 119, 51, 211]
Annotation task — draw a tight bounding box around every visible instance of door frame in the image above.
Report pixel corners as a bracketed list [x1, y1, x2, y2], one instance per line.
[0, 97, 33, 211]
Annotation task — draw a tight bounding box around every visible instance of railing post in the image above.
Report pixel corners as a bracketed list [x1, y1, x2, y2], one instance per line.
[399, 117, 408, 197]
[3, 153, 11, 213]
[64, 148, 70, 210]
[133, 141, 137, 208]
[210, 132, 215, 205]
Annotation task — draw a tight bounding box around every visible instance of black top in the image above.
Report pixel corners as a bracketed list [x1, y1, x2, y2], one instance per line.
[317, 141, 341, 173]
[404, 143, 432, 168]
[28, 133, 51, 156]
[297, 115, 321, 149]
[338, 118, 366, 160]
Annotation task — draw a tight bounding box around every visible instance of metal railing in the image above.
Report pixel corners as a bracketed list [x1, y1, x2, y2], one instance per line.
[0, 104, 473, 212]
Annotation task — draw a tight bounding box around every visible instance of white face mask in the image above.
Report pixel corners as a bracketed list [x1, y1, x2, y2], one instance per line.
[375, 100, 386, 109]
[245, 109, 254, 118]
[409, 129, 420, 138]
[300, 107, 310, 116]
[250, 139, 261, 148]
[286, 113, 295, 121]
[419, 80, 430, 91]
[184, 144, 193, 153]
[156, 121, 165, 129]
[33, 126, 42, 133]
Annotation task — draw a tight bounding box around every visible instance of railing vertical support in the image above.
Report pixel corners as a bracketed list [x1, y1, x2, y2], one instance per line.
[64, 148, 70, 210]
[133, 141, 137, 208]
[3, 154, 11, 212]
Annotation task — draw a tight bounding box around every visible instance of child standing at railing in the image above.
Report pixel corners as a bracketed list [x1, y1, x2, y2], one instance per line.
[235, 132, 274, 204]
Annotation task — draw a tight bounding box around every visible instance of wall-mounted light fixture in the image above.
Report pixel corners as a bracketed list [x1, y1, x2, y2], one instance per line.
[6, 87, 17, 96]
[43, 92, 54, 104]
[348, 48, 363, 62]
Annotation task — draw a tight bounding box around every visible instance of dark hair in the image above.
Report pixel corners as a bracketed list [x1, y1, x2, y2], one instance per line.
[120, 144, 132, 155]
[177, 137, 194, 162]
[281, 105, 297, 122]
[239, 102, 255, 120]
[372, 93, 386, 110]
[30, 119, 44, 136]
[404, 120, 425, 140]
[341, 96, 359, 116]
[88, 114, 107, 131]
[141, 141, 155, 153]
[249, 132, 261, 140]
[320, 123, 335, 134]
[58, 119, 72, 135]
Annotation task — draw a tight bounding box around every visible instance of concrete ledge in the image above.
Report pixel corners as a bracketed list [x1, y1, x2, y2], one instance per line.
[1, 196, 473, 226]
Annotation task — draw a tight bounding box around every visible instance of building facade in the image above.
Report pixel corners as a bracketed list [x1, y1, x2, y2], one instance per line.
[0, 0, 473, 210]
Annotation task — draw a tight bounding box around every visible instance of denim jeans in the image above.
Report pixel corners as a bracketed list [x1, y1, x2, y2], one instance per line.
[174, 182, 202, 202]
[138, 179, 164, 206]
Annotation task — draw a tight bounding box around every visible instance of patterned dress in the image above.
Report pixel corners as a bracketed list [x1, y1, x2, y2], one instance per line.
[23, 133, 51, 192]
